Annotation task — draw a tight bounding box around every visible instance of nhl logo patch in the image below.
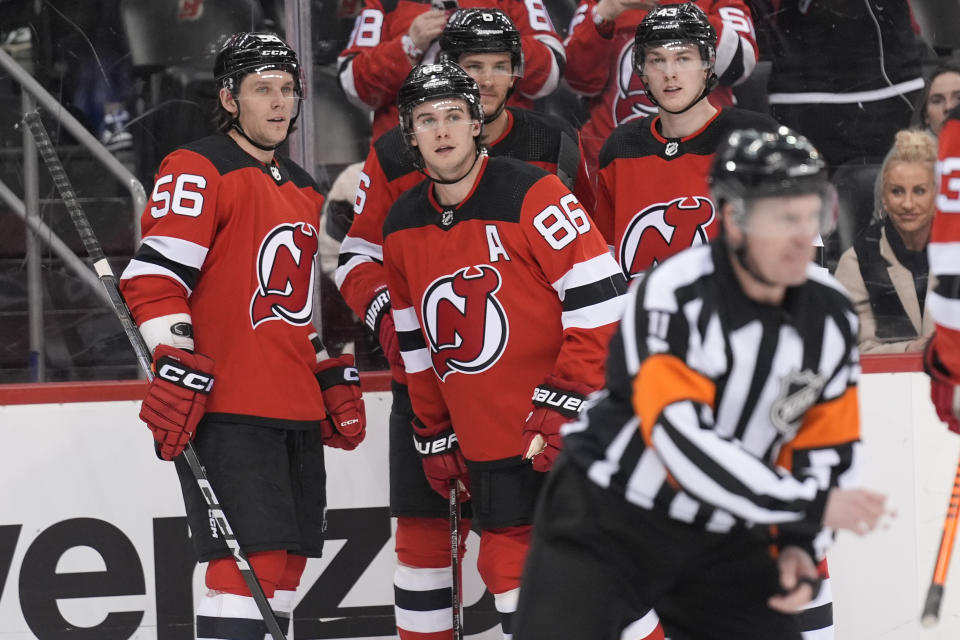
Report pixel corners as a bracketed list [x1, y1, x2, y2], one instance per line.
[441, 209, 454, 226]
[665, 141, 679, 157]
[270, 164, 282, 182]
[770, 369, 826, 439]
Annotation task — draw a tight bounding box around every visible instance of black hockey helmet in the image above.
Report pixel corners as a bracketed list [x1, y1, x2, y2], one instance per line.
[633, 3, 718, 107]
[214, 32, 302, 96]
[439, 9, 523, 76]
[710, 127, 835, 234]
[398, 61, 484, 138]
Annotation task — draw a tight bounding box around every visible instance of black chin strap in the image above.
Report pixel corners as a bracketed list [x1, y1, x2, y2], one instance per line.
[419, 147, 485, 186]
[231, 122, 286, 151]
[229, 100, 295, 152]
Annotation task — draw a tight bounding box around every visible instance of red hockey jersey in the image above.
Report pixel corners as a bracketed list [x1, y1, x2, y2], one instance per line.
[120, 135, 328, 425]
[337, 0, 565, 141]
[564, 0, 758, 181]
[336, 107, 583, 348]
[595, 107, 777, 279]
[931, 106, 960, 378]
[383, 156, 627, 461]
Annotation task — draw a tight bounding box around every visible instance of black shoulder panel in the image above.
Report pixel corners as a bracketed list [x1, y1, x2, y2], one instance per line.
[383, 157, 547, 238]
[375, 126, 420, 181]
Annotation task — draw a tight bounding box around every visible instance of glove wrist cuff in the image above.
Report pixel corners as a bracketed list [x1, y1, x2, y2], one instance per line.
[365, 289, 391, 335]
[532, 380, 588, 419]
[413, 428, 459, 457]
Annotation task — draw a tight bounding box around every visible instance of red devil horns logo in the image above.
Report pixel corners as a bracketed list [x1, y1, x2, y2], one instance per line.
[250, 222, 319, 328]
[421, 265, 509, 381]
[620, 196, 716, 278]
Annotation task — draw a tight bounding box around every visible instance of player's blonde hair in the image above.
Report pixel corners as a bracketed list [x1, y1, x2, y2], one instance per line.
[874, 129, 938, 219]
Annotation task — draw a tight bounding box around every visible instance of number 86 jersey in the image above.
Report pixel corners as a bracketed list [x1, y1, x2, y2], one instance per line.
[383, 155, 627, 462]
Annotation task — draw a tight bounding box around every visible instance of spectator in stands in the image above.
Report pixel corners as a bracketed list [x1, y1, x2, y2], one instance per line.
[835, 129, 937, 354]
[564, 0, 758, 182]
[336, 0, 565, 142]
[749, 0, 927, 169]
[912, 59, 960, 138]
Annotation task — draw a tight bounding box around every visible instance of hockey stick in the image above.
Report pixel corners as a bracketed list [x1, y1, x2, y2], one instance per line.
[22, 111, 289, 640]
[450, 480, 463, 640]
[921, 447, 960, 627]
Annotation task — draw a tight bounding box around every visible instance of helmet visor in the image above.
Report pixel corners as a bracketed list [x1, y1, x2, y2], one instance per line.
[638, 41, 711, 75]
[409, 98, 481, 133]
[233, 69, 303, 119]
[737, 183, 838, 239]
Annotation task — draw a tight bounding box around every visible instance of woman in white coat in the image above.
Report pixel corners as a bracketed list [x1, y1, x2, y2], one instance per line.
[835, 129, 937, 353]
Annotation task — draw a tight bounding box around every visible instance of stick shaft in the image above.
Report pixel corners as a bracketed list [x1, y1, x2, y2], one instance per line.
[22, 111, 288, 640]
[921, 447, 960, 627]
[450, 481, 463, 640]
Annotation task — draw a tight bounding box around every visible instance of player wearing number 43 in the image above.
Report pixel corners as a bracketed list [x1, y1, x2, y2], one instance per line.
[119, 32, 366, 639]
[594, 3, 778, 281]
[513, 127, 889, 640]
[381, 61, 628, 638]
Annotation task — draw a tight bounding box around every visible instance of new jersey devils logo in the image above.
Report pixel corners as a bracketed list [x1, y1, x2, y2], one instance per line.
[177, 0, 204, 21]
[620, 196, 716, 277]
[613, 43, 657, 126]
[250, 222, 318, 328]
[421, 265, 509, 381]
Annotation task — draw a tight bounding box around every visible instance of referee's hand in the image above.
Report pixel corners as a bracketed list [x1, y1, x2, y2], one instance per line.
[768, 546, 820, 614]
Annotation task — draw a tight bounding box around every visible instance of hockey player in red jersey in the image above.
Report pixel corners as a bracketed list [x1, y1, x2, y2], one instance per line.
[336, 13, 587, 638]
[381, 61, 627, 638]
[119, 33, 366, 638]
[565, 0, 758, 182]
[927, 104, 960, 433]
[337, 0, 564, 142]
[514, 126, 889, 640]
[594, 3, 776, 280]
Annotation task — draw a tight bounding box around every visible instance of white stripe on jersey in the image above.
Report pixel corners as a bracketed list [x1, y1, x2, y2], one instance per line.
[392, 305, 420, 332]
[667, 490, 700, 523]
[586, 417, 641, 490]
[523, 33, 565, 100]
[624, 447, 665, 509]
[929, 241, 960, 276]
[820, 315, 851, 399]
[551, 253, 622, 294]
[643, 245, 715, 313]
[654, 401, 818, 524]
[705, 508, 736, 533]
[393, 305, 433, 374]
[335, 235, 384, 288]
[120, 259, 193, 295]
[562, 296, 624, 330]
[714, 26, 756, 86]
[619, 281, 643, 376]
[714, 320, 761, 438]
[143, 235, 208, 269]
[737, 324, 803, 457]
[335, 56, 371, 110]
[682, 297, 728, 379]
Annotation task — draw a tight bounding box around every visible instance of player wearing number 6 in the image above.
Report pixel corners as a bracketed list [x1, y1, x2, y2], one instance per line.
[119, 33, 366, 639]
[382, 61, 627, 638]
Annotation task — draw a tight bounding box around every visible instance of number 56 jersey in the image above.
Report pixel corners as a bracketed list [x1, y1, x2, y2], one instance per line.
[383, 156, 628, 462]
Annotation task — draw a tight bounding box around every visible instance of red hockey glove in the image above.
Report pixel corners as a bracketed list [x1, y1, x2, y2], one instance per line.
[315, 354, 366, 450]
[413, 418, 470, 501]
[140, 344, 214, 461]
[522, 375, 593, 472]
[925, 342, 960, 435]
[366, 289, 404, 381]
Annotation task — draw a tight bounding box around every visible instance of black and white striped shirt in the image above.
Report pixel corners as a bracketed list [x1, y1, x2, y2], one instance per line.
[564, 242, 863, 558]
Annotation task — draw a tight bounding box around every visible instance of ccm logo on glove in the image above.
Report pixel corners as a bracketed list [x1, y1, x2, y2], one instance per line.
[156, 359, 214, 392]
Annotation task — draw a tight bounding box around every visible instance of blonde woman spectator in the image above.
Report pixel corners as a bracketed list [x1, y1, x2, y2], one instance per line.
[835, 129, 937, 353]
